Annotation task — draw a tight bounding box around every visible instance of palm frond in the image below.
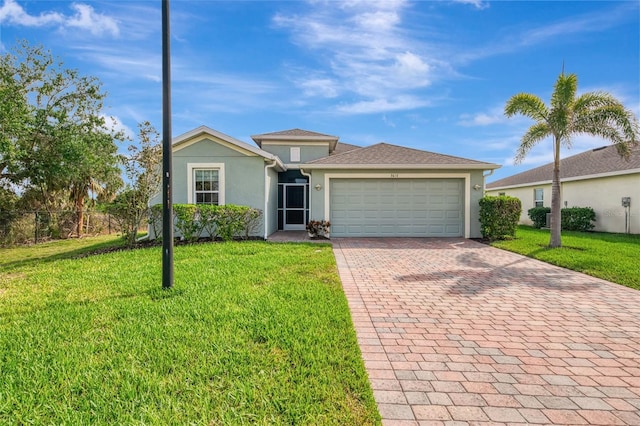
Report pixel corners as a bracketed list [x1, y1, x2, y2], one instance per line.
[551, 73, 577, 110]
[504, 93, 548, 121]
[515, 122, 551, 164]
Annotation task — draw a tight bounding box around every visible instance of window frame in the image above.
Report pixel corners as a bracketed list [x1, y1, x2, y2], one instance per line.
[534, 188, 544, 207]
[187, 163, 225, 205]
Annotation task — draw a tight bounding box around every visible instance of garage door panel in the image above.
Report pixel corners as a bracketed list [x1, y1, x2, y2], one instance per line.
[330, 178, 463, 237]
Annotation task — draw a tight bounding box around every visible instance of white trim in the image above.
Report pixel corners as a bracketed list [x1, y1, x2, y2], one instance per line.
[187, 163, 225, 205]
[323, 173, 471, 238]
[303, 163, 499, 170]
[261, 141, 330, 147]
[264, 160, 278, 239]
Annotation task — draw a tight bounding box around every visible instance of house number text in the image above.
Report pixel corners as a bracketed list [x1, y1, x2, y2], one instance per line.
[390, 173, 399, 178]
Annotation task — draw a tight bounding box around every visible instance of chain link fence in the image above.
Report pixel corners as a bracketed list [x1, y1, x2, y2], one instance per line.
[0, 210, 134, 246]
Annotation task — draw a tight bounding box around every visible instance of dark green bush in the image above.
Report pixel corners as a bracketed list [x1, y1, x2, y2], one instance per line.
[528, 207, 551, 229]
[528, 206, 595, 231]
[479, 195, 522, 241]
[561, 207, 596, 231]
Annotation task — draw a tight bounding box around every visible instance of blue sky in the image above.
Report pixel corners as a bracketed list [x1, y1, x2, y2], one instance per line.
[1, 0, 638, 181]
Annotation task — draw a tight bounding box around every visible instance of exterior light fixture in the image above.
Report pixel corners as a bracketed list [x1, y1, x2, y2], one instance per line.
[473, 184, 482, 191]
[315, 184, 322, 191]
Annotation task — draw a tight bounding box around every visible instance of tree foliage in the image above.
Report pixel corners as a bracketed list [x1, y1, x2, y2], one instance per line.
[0, 40, 123, 237]
[505, 72, 639, 248]
[105, 122, 162, 247]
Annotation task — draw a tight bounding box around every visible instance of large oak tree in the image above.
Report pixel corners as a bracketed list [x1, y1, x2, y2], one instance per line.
[1, 41, 124, 236]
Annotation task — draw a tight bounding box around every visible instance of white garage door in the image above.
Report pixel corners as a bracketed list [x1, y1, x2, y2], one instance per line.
[330, 178, 464, 237]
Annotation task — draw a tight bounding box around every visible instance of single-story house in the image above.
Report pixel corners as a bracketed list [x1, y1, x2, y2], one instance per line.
[150, 126, 500, 239]
[486, 144, 640, 234]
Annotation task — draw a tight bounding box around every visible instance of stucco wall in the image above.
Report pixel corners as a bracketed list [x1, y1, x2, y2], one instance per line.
[260, 143, 329, 163]
[304, 168, 487, 238]
[486, 173, 640, 234]
[149, 137, 267, 238]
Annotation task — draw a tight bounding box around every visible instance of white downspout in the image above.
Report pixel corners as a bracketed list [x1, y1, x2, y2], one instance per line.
[483, 169, 495, 190]
[264, 160, 278, 240]
[299, 167, 312, 221]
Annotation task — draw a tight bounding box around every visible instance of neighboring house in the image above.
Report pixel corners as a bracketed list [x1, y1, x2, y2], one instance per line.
[486, 144, 640, 234]
[150, 126, 500, 239]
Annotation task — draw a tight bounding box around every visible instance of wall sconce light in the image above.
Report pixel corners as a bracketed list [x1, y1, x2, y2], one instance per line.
[314, 184, 322, 191]
[473, 184, 482, 191]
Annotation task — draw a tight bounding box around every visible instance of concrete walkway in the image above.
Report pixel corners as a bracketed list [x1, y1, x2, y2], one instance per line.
[333, 238, 640, 425]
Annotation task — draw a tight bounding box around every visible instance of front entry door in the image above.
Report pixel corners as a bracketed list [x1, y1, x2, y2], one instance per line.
[283, 184, 308, 230]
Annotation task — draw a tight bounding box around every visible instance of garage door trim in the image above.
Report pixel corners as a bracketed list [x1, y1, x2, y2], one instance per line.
[323, 173, 471, 238]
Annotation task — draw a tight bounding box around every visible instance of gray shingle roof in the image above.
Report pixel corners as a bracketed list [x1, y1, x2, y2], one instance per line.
[487, 144, 640, 189]
[252, 128, 337, 138]
[331, 142, 360, 155]
[306, 142, 498, 167]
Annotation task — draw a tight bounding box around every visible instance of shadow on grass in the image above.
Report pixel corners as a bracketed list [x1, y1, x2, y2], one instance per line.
[0, 238, 130, 272]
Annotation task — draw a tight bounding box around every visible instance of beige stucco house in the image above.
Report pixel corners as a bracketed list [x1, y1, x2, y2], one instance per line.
[486, 145, 640, 234]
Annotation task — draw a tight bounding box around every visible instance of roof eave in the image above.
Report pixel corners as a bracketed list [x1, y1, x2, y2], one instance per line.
[173, 125, 280, 162]
[301, 163, 501, 170]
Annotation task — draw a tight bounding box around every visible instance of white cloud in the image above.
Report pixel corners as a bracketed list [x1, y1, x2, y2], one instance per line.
[0, 0, 62, 26]
[458, 106, 508, 127]
[0, 0, 119, 37]
[101, 115, 134, 140]
[298, 77, 340, 98]
[336, 95, 430, 114]
[66, 3, 119, 37]
[451, 0, 490, 10]
[273, 0, 446, 114]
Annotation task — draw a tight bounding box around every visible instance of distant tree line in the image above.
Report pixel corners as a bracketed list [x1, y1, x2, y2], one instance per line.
[1, 40, 161, 246]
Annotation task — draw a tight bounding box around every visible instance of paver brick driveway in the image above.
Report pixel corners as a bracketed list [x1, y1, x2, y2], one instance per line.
[333, 238, 640, 425]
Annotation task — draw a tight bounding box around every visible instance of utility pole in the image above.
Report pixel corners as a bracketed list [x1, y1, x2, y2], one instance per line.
[162, 0, 174, 289]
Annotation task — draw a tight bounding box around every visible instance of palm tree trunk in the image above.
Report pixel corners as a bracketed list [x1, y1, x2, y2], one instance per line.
[549, 137, 562, 248]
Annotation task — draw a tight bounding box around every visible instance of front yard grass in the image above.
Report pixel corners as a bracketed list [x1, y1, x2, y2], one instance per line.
[491, 226, 640, 290]
[0, 238, 380, 425]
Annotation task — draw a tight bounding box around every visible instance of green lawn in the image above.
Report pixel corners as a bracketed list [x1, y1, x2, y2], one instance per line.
[0, 237, 380, 425]
[491, 226, 640, 290]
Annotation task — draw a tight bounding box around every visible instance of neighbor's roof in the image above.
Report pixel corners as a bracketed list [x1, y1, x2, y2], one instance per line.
[303, 142, 500, 170]
[487, 144, 640, 189]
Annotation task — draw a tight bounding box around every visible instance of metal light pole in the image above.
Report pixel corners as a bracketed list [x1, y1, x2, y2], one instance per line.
[162, 0, 174, 289]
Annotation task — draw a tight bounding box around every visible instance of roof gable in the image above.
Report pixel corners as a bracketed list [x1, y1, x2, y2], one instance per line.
[304, 142, 499, 169]
[172, 126, 284, 168]
[251, 128, 339, 152]
[487, 144, 640, 189]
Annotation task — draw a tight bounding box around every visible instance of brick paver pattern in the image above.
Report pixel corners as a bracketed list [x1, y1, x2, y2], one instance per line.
[333, 238, 640, 425]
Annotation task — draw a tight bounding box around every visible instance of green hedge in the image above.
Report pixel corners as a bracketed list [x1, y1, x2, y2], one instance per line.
[527, 207, 551, 229]
[479, 195, 522, 241]
[149, 204, 262, 241]
[527, 206, 595, 231]
[561, 207, 596, 231]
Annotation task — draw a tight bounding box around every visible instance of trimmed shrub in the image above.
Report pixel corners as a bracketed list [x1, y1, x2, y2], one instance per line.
[198, 204, 222, 239]
[148, 204, 163, 240]
[561, 207, 596, 231]
[479, 195, 522, 241]
[173, 204, 201, 242]
[216, 204, 248, 241]
[528, 207, 551, 229]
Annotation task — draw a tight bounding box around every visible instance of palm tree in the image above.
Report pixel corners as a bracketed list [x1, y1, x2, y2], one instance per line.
[505, 72, 639, 248]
